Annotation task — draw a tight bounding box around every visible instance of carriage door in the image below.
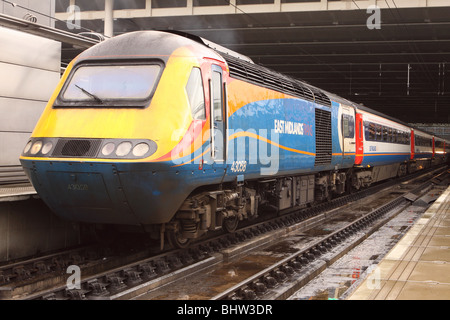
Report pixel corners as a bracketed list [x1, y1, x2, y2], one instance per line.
[341, 106, 356, 163]
[210, 65, 225, 162]
[355, 113, 364, 165]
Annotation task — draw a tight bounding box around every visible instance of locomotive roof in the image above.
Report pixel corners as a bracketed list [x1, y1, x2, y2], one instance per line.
[75, 30, 218, 64]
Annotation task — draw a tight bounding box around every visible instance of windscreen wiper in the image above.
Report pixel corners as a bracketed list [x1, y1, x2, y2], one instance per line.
[75, 84, 103, 103]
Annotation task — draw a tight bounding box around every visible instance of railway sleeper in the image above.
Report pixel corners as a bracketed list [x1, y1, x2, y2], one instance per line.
[280, 265, 295, 276]
[317, 244, 328, 253]
[52, 256, 69, 272]
[218, 237, 231, 247]
[106, 275, 126, 292]
[138, 263, 157, 280]
[251, 281, 268, 294]
[33, 261, 52, 275]
[263, 275, 277, 288]
[239, 287, 257, 300]
[88, 279, 109, 296]
[189, 247, 207, 260]
[323, 239, 334, 249]
[298, 256, 309, 265]
[178, 251, 194, 265]
[166, 255, 183, 269]
[272, 269, 287, 282]
[210, 240, 224, 251]
[153, 259, 170, 275]
[123, 268, 142, 285]
[311, 248, 321, 257]
[289, 260, 303, 270]
[305, 252, 316, 262]
[65, 288, 88, 300]
[13, 265, 31, 280]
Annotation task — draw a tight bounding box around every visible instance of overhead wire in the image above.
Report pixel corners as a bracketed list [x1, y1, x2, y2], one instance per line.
[385, 0, 436, 94]
[219, 0, 376, 96]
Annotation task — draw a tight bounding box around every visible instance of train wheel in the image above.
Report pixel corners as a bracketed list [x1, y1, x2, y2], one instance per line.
[167, 230, 191, 249]
[223, 216, 239, 233]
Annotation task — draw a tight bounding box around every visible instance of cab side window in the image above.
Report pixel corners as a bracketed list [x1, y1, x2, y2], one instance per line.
[186, 67, 206, 120]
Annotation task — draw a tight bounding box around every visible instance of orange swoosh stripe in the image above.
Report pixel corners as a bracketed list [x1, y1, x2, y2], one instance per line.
[229, 131, 315, 156]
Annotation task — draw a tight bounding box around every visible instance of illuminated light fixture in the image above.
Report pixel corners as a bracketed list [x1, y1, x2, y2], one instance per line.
[116, 141, 132, 157]
[30, 141, 43, 155]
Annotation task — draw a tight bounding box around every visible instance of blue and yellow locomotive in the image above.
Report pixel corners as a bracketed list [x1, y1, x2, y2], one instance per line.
[20, 31, 449, 248]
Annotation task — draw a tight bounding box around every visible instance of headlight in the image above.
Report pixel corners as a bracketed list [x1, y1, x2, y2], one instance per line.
[23, 141, 32, 154]
[115, 141, 132, 157]
[101, 142, 115, 156]
[41, 142, 53, 155]
[132, 143, 150, 157]
[30, 141, 43, 155]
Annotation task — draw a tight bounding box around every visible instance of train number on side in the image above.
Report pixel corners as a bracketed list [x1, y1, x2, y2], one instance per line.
[230, 160, 247, 173]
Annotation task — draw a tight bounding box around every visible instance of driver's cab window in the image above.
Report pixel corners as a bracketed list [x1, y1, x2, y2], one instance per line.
[212, 71, 223, 122]
[185, 67, 206, 120]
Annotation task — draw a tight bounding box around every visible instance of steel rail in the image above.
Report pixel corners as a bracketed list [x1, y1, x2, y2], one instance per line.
[211, 177, 443, 300]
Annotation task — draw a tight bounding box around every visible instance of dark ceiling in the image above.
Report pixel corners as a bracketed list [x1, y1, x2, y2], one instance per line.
[56, 6, 450, 124]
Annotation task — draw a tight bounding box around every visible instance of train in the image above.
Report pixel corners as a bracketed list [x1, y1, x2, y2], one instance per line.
[19, 30, 450, 249]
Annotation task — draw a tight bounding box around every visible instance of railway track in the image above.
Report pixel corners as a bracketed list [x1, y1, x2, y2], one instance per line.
[212, 182, 443, 300]
[0, 165, 447, 300]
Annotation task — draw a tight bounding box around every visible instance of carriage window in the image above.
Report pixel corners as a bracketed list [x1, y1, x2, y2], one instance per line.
[382, 126, 388, 142]
[368, 122, 376, 141]
[186, 67, 206, 120]
[376, 124, 382, 141]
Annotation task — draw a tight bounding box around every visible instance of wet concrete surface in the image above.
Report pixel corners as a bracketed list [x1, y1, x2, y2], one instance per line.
[132, 184, 433, 300]
[288, 188, 444, 300]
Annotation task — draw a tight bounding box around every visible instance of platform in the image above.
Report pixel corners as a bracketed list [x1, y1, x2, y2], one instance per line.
[348, 185, 450, 300]
[0, 184, 36, 202]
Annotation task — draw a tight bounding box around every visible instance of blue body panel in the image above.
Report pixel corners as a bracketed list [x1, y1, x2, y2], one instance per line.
[20, 98, 351, 226]
[226, 98, 316, 178]
[361, 153, 411, 167]
[21, 159, 227, 225]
